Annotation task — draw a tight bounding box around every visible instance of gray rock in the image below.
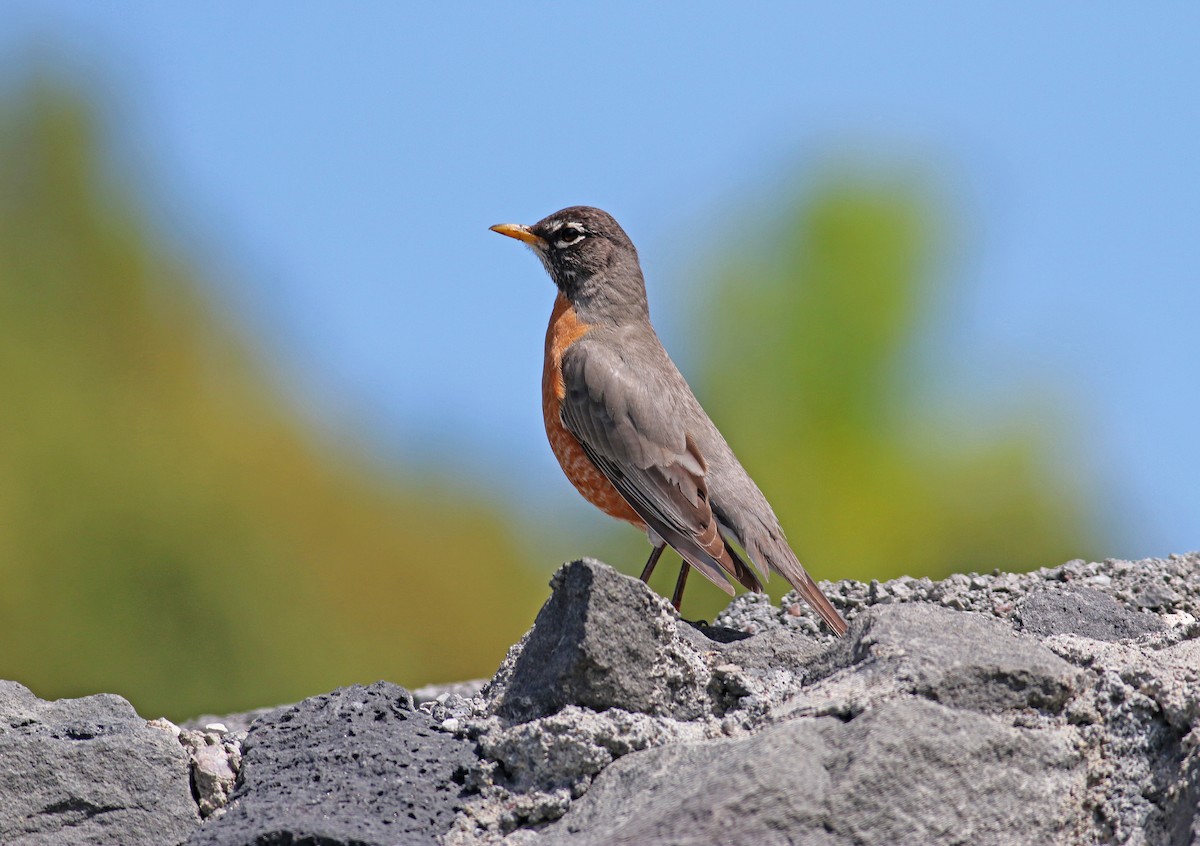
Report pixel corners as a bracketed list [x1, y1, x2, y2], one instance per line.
[706, 626, 830, 719]
[1046, 633, 1200, 843]
[413, 679, 488, 704]
[529, 698, 1086, 846]
[455, 557, 1200, 845]
[486, 559, 713, 721]
[0, 681, 199, 846]
[1019, 586, 1165, 641]
[475, 705, 709, 796]
[860, 603, 1083, 713]
[185, 681, 476, 846]
[5, 553, 1198, 846]
[781, 552, 1200, 634]
[773, 604, 1083, 723]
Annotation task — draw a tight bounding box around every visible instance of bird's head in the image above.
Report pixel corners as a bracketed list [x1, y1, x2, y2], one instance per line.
[491, 206, 648, 322]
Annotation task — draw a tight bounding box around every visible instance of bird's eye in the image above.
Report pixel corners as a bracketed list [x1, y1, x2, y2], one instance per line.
[554, 225, 585, 248]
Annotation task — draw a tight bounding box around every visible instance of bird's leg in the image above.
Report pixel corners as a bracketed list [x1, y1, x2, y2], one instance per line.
[639, 543, 666, 582]
[670, 562, 691, 611]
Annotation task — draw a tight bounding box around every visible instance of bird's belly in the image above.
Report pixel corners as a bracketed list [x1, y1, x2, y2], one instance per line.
[543, 401, 645, 527]
[542, 293, 645, 528]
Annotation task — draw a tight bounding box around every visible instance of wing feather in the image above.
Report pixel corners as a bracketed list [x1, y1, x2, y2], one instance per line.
[560, 341, 758, 595]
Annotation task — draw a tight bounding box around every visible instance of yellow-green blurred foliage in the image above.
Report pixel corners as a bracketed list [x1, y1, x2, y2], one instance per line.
[0, 85, 544, 719]
[693, 176, 1097, 599]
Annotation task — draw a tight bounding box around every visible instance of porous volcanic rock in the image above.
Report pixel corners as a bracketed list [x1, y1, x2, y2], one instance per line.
[3, 552, 1198, 846]
[448, 554, 1200, 846]
[185, 681, 477, 846]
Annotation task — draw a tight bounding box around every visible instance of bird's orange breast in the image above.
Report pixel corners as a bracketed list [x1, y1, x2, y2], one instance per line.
[543, 293, 645, 528]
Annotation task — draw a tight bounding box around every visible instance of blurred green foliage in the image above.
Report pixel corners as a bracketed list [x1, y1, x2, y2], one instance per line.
[0, 81, 1102, 717]
[0, 84, 544, 719]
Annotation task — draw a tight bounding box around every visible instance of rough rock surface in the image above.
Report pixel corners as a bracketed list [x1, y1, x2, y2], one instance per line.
[449, 554, 1200, 846]
[530, 699, 1086, 846]
[488, 559, 715, 722]
[186, 681, 477, 846]
[0, 680, 199, 846]
[1, 552, 1197, 845]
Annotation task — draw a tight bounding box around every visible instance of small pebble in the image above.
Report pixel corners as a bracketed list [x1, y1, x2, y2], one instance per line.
[147, 717, 181, 738]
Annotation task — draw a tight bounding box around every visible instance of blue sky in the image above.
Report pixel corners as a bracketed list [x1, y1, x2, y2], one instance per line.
[3, 3, 1197, 559]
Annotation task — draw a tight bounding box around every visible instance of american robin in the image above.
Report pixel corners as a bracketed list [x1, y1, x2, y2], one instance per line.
[491, 206, 848, 636]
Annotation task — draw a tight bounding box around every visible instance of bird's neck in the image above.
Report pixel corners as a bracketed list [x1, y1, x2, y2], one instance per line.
[566, 269, 651, 327]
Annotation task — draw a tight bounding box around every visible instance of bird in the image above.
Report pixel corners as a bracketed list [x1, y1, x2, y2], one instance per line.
[491, 206, 848, 636]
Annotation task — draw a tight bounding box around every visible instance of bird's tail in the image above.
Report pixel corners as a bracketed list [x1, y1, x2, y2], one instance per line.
[717, 509, 848, 635]
[787, 568, 848, 636]
[749, 536, 848, 635]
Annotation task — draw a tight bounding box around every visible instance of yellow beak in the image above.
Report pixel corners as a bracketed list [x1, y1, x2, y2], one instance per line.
[490, 223, 547, 249]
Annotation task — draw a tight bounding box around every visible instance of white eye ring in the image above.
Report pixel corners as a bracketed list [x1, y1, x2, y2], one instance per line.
[553, 223, 586, 249]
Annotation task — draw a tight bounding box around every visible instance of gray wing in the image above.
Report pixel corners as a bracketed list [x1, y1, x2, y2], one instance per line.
[559, 339, 756, 595]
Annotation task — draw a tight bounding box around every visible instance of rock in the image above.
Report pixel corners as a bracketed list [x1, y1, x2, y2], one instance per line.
[178, 728, 241, 818]
[455, 555, 1200, 845]
[527, 699, 1086, 846]
[0, 681, 199, 846]
[475, 705, 709, 796]
[413, 679, 489, 704]
[5, 552, 1199, 846]
[1044, 633, 1200, 843]
[1018, 586, 1165, 641]
[486, 559, 714, 722]
[185, 681, 476, 846]
[860, 603, 1082, 713]
[768, 604, 1082, 726]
